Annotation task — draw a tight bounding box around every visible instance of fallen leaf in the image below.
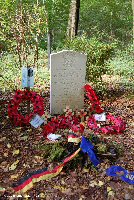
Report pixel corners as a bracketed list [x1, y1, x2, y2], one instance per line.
[62, 188, 73, 195]
[61, 179, 65, 185]
[108, 190, 115, 197]
[9, 160, 19, 171]
[89, 180, 98, 187]
[80, 185, 89, 190]
[130, 134, 134, 139]
[0, 161, 9, 172]
[3, 152, 8, 157]
[13, 149, 20, 155]
[0, 137, 6, 142]
[0, 161, 7, 169]
[15, 127, 22, 130]
[10, 174, 19, 179]
[98, 181, 104, 187]
[20, 136, 28, 141]
[129, 185, 133, 190]
[0, 186, 6, 192]
[107, 186, 112, 192]
[33, 156, 44, 164]
[39, 193, 46, 198]
[34, 155, 43, 159]
[82, 168, 89, 173]
[54, 185, 66, 193]
[107, 186, 115, 197]
[7, 143, 11, 148]
[79, 195, 86, 200]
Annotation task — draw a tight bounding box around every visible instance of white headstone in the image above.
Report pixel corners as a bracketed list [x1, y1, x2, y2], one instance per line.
[50, 50, 87, 114]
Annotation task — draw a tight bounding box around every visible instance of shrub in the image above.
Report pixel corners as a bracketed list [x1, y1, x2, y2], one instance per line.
[64, 35, 117, 93]
[0, 50, 50, 91]
[105, 44, 134, 91]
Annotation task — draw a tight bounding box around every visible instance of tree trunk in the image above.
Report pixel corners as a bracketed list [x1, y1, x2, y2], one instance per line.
[67, 0, 80, 39]
[47, 30, 52, 69]
[132, 0, 134, 43]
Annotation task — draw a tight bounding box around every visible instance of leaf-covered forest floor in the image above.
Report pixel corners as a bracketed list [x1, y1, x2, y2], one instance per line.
[0, 88, 134, 200]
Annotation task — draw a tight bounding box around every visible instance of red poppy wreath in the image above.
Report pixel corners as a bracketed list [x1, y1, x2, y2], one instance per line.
[42, 114, 85, 138]
[84, 84, 104, 114]
[87, 114, 126, 135]
[84, 84, 126, 134]
[8, 90, 44, 126]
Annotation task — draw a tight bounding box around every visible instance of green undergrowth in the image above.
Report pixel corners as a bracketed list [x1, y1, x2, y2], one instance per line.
[0, 50, 50, 91]
[36, 134, 124, 170]
[0, 41, 133, 96]
[105, 44, 134, 92]
[64, 35, 117, 94]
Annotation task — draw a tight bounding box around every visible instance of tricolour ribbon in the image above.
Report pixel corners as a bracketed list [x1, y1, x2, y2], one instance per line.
[12, 148, 80, 194]
[68, 134, 81, 143]
[80, 136, 100, 167]
[106, 166, 134, 185]
[11, 139, 133, 194]
[12, 137, 100, 194]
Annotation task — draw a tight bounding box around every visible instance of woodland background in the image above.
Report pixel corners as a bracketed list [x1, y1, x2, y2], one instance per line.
[0, 0, 134, 94]
[0, 1, 134, 199]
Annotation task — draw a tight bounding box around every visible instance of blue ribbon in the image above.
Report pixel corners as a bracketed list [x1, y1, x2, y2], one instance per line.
[80, 136, 100, 167]
[106, 166, 134, 185]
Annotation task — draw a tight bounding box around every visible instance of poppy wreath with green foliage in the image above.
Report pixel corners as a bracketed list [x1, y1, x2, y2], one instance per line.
[84, 84, 126, 134]
[87, 114, 126, 134]
[8, 90, 44, 126]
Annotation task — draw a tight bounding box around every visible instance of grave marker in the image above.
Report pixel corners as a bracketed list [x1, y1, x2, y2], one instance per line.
[22, 67, 34, 88]
[50, 50, 87, 114]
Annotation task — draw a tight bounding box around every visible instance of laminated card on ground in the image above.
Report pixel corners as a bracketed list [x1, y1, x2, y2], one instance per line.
[30, 114, 44, 128]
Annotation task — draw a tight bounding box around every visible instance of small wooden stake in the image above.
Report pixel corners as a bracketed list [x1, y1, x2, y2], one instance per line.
[26, 67, 30, 115]
[26, 87, 30, 115]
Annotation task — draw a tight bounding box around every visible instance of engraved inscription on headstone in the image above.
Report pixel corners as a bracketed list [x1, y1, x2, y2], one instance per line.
[50, 50, 87, 114]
